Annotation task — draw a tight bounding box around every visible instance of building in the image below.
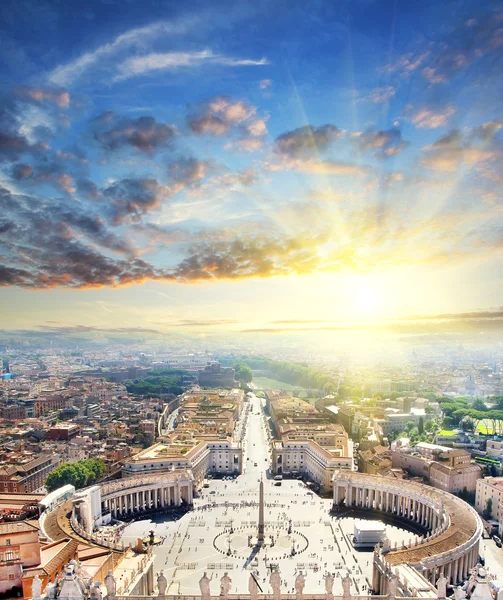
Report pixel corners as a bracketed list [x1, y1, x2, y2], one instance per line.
[392, 442, 482, 493]
[486, 439, 503, 460]
[198, 363, 235, 388]
[0, 520, 41, 594]
[34, 394, 68, 417]
[475, 476, 503, 524]
[122, 439, 243, 487]
[0, 452, 59, 494]
[0, 404, 27, 420]
[46, 422, 81, 441]
[378, 409, 425, 436]
[271, 438, 353, 491]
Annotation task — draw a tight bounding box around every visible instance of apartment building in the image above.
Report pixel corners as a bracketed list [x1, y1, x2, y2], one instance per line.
[476, 477, 503, 524]
[0, 453, 59, 494]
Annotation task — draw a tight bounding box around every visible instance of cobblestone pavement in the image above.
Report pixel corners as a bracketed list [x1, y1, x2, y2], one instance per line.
[121, 395, 416, 596]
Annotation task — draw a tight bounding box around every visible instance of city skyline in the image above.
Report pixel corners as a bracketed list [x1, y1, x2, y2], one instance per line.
[0, 0, 502, 335]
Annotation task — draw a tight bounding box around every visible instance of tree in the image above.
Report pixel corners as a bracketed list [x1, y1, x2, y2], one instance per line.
[418, 416, 424, 434]
[483, 498, 493, 520]
[233, 363, 253, 383]
[424, 419, 434, 432]
[405, 421, 416, 433]
[472, 398, 488, 411]
[45, 459, 106, 492]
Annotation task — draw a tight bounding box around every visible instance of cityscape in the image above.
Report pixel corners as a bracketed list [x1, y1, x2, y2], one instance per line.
[0, 1, 503, 600]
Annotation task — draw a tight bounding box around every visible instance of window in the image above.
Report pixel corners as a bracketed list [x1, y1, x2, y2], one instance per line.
[5, 550, 14, 561]
[5, 539, 10, 546]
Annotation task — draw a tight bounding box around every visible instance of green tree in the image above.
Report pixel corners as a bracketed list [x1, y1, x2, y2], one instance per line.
[472, 398, 488, 411]
[233, 363, 253, 383]
[483, 498, 493, 520]
[418, 416, 424, 434]
[45, 459, 106, 492]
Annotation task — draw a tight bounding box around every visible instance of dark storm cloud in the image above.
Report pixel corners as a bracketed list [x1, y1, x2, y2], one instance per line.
[273, 125, 344, 159]
[92, 113, 177, 154]
[0, 185, 164, 289]
[103, 178, 169, 224]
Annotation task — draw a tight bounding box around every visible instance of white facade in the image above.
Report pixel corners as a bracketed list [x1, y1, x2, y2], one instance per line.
[272, 439, 353, 490]
[74, 485, 102, 534]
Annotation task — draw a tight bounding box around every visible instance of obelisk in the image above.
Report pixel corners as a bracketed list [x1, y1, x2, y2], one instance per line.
[258, 477, 264, 542]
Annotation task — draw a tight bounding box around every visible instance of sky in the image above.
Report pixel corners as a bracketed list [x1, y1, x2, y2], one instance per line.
[0, 0, 502, 337]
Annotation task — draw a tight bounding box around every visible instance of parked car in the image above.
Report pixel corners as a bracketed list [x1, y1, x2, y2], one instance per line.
[494, 536, 502, 547]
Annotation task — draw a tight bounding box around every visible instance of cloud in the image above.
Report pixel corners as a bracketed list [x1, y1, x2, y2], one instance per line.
[168, 157, 213, 185]
[363, 86, 396, 103]
[421, 127, 498, 172]
[293, 159, 370, 176]
[381, 51, 431, 77]
[11, 163, 33, 180]
[103, 178, 171, 224]
[188, 96, 260, 139]
[353, 128, 408, 158]
[260, 79, 272, 90]
[115, 50, 267, 81]
[189, 114, 229, 136]
[409, 105, 457, 129]
[56, 174, 76, 194]
[232, 138, 265, 153]
[422, 9, 503, 85]
[273, 124, 344, 159]
[171, 319, 239, 327]
[92, 113, 177, 154]
[48, 19, 193, 86]
[244, 118, 268, 137]
[16, 87, 70, 108]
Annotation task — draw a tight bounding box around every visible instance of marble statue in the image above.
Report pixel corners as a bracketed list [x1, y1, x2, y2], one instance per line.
[496, 588, 503, 600]
[220, 572, 232, 597]
[388, 574, 399, 599]
[104, 571, 116, 598]
[90, 583, 103, 600]
[157, 571, 168, 596]
[453, 588, 467, 600]
[325, 573, 335, 597]
[270, 569, 281, 600]
[199, 572, 211, 600]
[32, 575, 42, 600]
[295, 572, 305, 597]
[249, 573, 259, 600]
[436, 574, 447, 599]
[342, 573, 352, 599]
[45, 582, 57, 600]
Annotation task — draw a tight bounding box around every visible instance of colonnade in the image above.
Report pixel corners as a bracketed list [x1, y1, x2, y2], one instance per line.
[101, 473, 194, 519]
[334, 480, 445, 533]
[333, 472, 483, 590]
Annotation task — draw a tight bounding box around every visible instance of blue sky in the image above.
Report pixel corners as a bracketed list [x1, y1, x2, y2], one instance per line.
[0, 0, 502, 333]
